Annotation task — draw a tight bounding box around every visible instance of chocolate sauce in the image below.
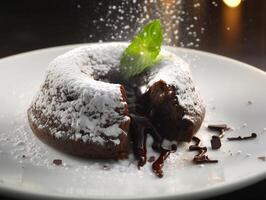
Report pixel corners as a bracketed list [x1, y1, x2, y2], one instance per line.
[152, 149, 171, 178]
[121, 79, 189, 177]
[211, 135, 221, 150]
[130, 115, 147, 168]
[137, 147, 147, 168]
[227, 133, 257, 141]
[189, 136, 218, 164]
[152, 145, 177, 178]
[130, 114, 162, 168]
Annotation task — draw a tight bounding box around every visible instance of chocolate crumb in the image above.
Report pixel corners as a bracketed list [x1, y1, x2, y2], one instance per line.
[227, 133, 257, 141]
[53, 159, 62, 166]
[148, 156, 156, 163]
[258, 156, 266, 161]
[103, 165, 111, 170]
[211, 135, 221, 150]
[247, 100, 253, 105]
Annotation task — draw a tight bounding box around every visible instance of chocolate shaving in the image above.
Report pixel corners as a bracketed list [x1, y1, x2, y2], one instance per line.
[192, 136, 201, 146]
[53, 159, 62, 165]
[189, 136, 218, 164]
[227, 133, 257, 141]
[208, 124, 230, 149]
[103, 165, 112, 170]
[211, 135, 221, 150]
[257, 156, 266, 161]
[208, 124, 230, 136]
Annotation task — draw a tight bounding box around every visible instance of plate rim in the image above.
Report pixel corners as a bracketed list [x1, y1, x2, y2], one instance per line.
[0, 168, 265, 200]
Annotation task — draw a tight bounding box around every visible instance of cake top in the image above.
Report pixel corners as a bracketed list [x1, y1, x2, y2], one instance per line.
[29, 42, 203, 145]
[30, 43, 129, 145]
[146, 51, 204, 121]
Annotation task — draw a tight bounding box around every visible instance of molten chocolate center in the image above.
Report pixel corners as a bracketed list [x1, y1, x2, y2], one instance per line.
[106, 72, 192, 177]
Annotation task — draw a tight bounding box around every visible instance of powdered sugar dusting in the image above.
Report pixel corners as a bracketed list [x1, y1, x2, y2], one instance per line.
[29, 44, 130, 145]
[0, 113, 50, 166]
[0, 112, 195, 171]
[29, 43, 204, 145]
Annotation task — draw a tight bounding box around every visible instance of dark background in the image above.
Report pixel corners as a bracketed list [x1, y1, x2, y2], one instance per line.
[0, 0, 265, 199]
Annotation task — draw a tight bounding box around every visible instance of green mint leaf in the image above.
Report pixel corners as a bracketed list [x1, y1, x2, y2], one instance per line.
[120, 19, 163, 78]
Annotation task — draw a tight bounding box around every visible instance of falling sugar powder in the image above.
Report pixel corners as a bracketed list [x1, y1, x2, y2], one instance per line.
[75, 0, 205, 48]
[212, 1, 218, 7]
[0, 112, 51, 167]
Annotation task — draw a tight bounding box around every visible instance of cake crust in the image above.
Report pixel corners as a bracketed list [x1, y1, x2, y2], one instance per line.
[28, 107, 130, 159]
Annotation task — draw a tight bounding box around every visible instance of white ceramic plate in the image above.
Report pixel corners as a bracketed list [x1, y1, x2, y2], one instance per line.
[0, 43, 265, 200]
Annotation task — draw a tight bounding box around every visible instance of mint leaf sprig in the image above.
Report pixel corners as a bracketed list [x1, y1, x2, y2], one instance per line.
[120, 19, 163, 78]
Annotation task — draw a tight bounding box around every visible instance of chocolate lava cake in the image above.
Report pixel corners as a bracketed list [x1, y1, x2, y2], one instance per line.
[27, 42, 205, 159]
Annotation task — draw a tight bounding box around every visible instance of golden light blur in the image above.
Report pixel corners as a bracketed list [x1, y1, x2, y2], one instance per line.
[162, 0, 175, 6]
[222, 0, 242, 47]
[223, 0, 241, 8]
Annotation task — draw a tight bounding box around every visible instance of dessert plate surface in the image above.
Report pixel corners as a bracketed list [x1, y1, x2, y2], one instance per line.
[0, 43, 265, 200]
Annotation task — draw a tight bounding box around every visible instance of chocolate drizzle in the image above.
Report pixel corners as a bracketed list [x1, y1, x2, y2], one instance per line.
[152, 144, 177, 178]
[123, 79, 199, 177]
[189, 136, 218, 164]
[130, 112, 179, 177]
[130, 113, 178, 177]
[227, 133, 257, 141]
[130, 114, 162, 169]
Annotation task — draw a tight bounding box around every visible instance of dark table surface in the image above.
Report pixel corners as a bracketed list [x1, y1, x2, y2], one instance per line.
[0, 0, 265, 199]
